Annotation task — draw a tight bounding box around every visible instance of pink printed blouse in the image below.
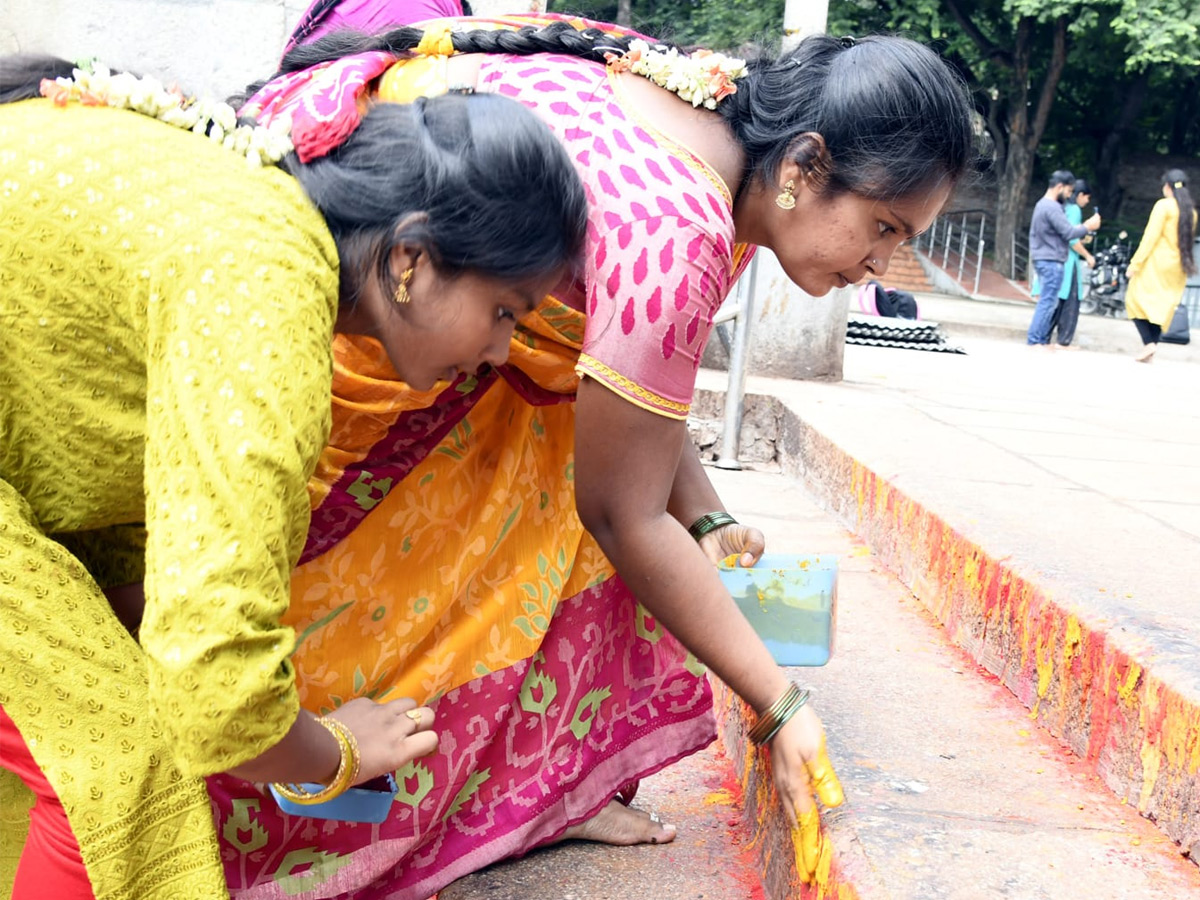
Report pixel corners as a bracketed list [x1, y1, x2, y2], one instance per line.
[476, 53, 745, 419]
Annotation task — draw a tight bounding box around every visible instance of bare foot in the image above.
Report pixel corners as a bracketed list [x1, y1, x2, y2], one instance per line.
[1135, 344, 1157, 362]
[557, 800, 676, 846]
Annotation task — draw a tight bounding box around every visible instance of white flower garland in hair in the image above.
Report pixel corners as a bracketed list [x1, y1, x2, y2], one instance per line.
[40, 64, 294, 167]
[604, 39, 747, 110]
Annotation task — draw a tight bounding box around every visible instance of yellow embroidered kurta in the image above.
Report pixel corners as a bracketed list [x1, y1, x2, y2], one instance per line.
[1125, 197, 1197, 326]
[0, 100, 339, 899]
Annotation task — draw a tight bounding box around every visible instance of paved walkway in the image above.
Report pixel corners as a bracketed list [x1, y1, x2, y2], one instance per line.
[915, 292, 1200, 362]
[443, 330, 1200, 898]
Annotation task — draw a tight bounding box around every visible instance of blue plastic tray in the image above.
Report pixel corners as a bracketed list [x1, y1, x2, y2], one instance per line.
[717, 553, 838, 666]
[270, 773, 396, 823]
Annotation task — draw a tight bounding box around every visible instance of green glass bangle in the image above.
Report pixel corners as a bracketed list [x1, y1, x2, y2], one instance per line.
[748, 683, 811, 746]
[687, 511, 738, 542]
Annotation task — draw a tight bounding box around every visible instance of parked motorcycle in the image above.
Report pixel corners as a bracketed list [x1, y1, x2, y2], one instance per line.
[1079, 230, 1130, 317]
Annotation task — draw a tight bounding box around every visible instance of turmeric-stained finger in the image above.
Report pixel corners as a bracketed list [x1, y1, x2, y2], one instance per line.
[806, 739, 844, 808]
[791, 805, 832, 884]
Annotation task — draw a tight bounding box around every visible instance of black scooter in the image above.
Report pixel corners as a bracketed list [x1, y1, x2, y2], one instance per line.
[1079, 230, 1130, 317]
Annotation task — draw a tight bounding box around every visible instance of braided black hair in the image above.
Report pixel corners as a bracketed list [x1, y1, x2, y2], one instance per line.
[257, 22, 976, 202]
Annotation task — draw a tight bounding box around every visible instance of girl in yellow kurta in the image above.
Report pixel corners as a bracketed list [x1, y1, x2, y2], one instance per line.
[1124, 168, 1198, 361]
[0, 57, 585, 900]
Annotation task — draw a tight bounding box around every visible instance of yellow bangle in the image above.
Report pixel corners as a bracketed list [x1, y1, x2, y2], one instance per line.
[271, 717, 361, 806]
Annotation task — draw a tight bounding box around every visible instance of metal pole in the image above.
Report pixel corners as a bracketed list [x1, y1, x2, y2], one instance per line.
[973, 239, 985, 295]
[957, 226, 968, 281]
[1010, 233, 1016, 280]
[976, 216, 986, 290]
[715, 256, 759, 470]
[783, 0, 828, 50]
[942, 222, 952, 268]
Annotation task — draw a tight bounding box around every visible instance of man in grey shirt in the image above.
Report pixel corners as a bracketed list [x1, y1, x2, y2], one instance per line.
[1027, 170, 1101, 345]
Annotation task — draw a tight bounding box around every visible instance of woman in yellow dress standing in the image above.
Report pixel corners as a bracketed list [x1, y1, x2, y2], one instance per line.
[1124, 168, 1197, 361]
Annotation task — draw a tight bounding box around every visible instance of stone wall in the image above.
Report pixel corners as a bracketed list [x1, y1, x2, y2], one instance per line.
[1, 0, 543, 97]
[2, 1, 307, 98]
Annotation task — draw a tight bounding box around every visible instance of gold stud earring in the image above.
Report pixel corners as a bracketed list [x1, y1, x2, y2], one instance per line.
[393, 268, 413, 304]
[775, 180, 796, 210]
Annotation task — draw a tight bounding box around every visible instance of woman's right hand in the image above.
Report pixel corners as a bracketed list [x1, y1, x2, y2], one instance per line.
[766, 705, 845, 883]
[325, 696, 439, 785]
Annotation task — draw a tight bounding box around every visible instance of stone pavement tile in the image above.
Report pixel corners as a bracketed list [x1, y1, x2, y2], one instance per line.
[1032, 456, 1199, 503]
[1126, 501, 1200, 541]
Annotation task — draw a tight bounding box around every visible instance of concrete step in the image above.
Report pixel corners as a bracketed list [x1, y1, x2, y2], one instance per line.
[879, 245, 932, 294]
[438, 465, 1200, 899]
[912, 293, 1200, 362]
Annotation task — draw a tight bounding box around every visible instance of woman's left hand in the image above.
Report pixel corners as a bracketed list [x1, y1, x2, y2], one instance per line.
[697, 521, 765, 567]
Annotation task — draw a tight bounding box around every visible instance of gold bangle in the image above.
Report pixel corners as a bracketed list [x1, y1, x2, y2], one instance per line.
[748, 683, 811, 746]
[271, 716, 361, 806]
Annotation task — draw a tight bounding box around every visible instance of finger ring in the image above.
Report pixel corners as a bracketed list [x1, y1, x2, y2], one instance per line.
[405, 709, 424, 725]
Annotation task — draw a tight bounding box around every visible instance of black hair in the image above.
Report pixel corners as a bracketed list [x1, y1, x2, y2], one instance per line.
[1048, 169, 1075, 188]
[1073, 179, 1091, 197]
[282, 94, 588, 307]
[1163, 169, 1196, 276]
[260, 22, 977, 201]
[3, 54, 589, 309]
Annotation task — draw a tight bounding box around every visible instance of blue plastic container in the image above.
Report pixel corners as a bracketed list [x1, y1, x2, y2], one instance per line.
[717, 553, 838, 666]
[269, 773, 397, 823]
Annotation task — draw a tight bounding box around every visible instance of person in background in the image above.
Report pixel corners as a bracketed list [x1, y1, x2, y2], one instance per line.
[1048, 178, 1096, 348]
[1027, 169, 1101, 346]
[0, 55, 586, 900]
[1125, 168, 1198, 362]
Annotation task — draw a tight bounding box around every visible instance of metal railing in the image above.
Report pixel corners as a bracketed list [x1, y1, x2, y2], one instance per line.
[918, 210, 1038, 288]
[917, 209, 990, 295]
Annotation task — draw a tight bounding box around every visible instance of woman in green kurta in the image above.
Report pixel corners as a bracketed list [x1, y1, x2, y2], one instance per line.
[0, 56, 585, 900]
[1125, 169, 1197, 361]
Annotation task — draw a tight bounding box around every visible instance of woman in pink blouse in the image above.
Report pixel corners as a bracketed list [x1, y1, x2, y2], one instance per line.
[205, 13, 977, 898]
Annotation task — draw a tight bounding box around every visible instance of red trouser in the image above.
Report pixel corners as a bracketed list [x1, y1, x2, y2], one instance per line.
[0, 705, 95, 899]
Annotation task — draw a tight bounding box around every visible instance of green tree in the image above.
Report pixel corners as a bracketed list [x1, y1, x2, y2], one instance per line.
[548, 0, 785, 51]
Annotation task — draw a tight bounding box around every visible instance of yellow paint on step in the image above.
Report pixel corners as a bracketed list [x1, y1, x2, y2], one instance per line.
[703, 789, 735, 807]
[1035, 632, 1055, 700]
[1117, 664, 1142, 704]
[1139, 740, 1162, 810]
